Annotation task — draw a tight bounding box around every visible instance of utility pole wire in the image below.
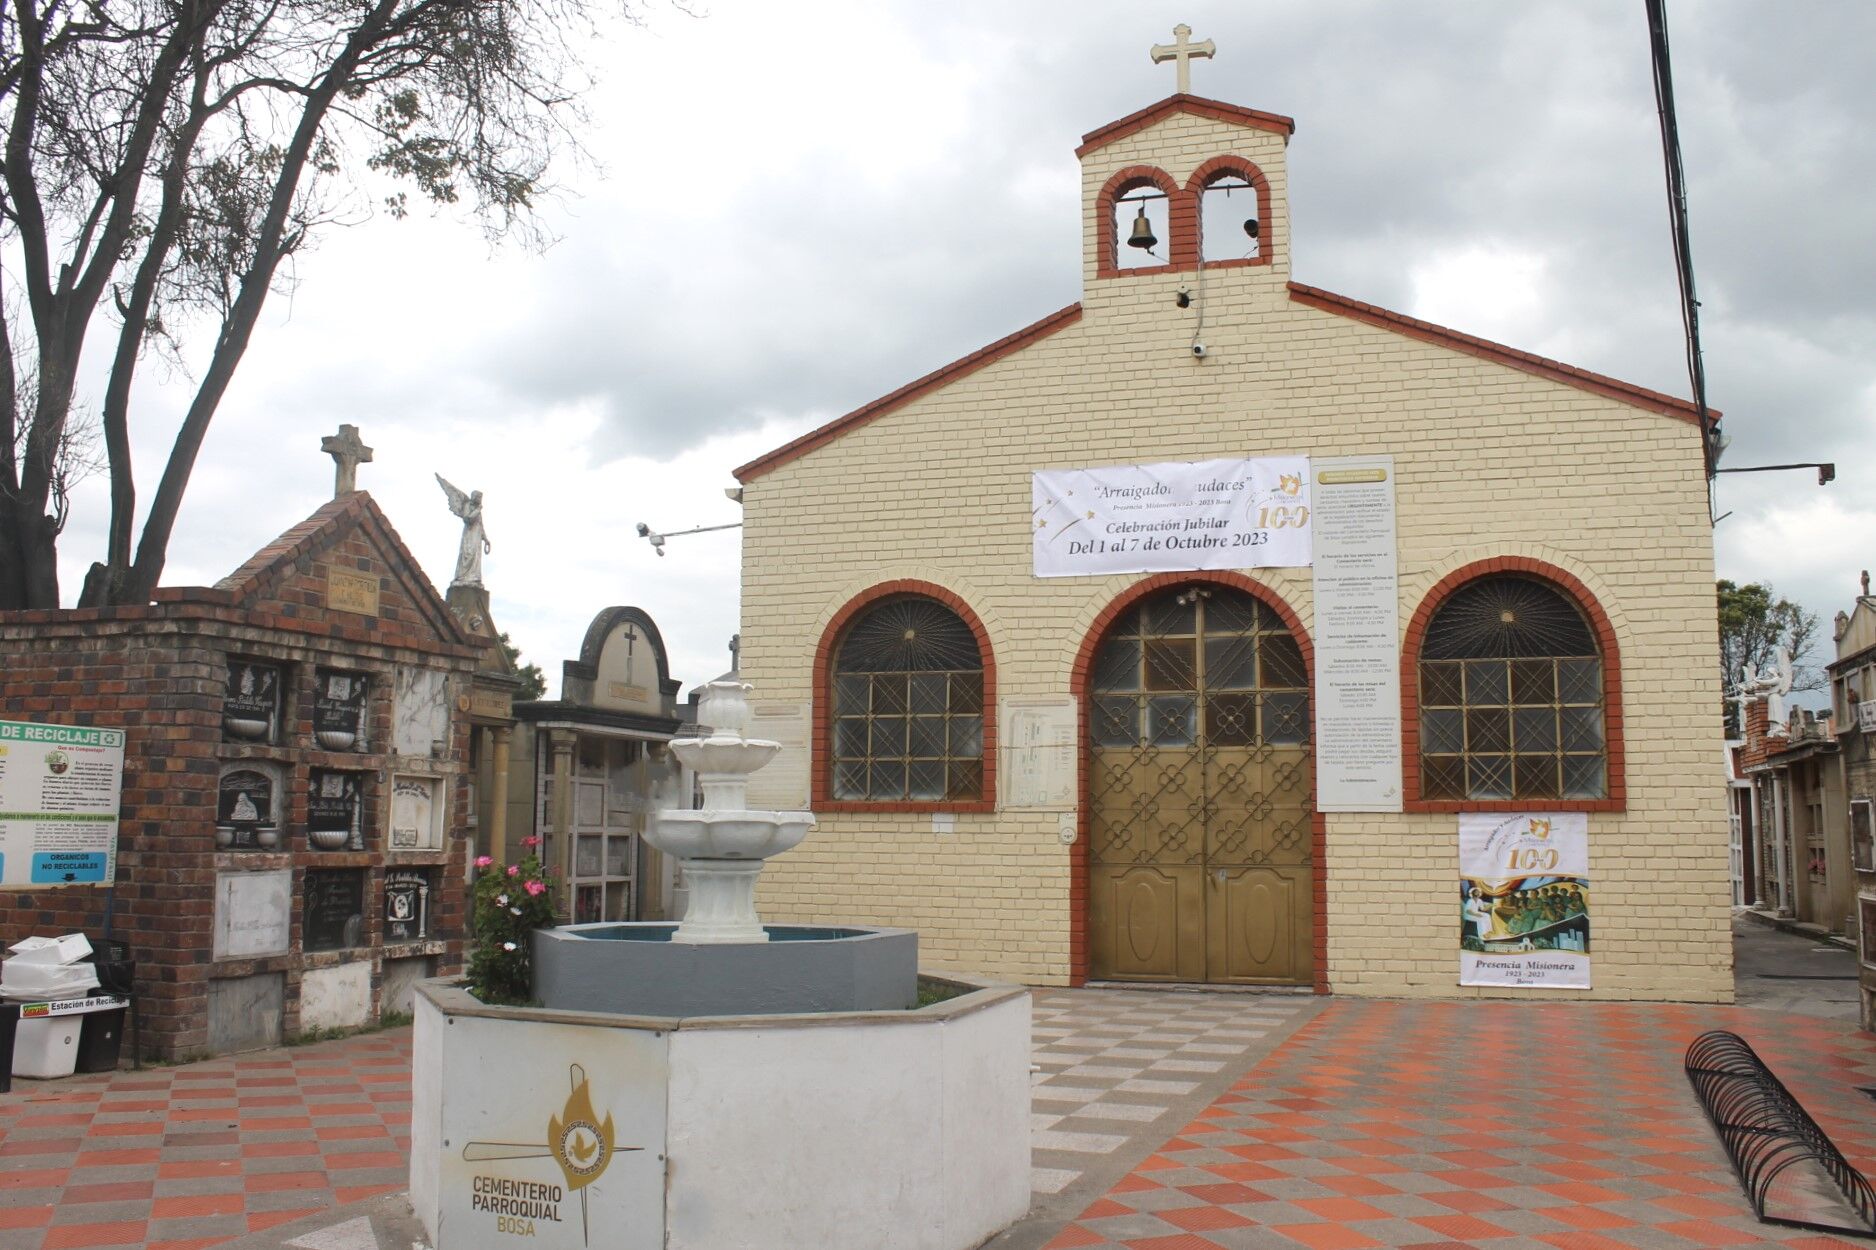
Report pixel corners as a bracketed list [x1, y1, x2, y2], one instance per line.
[1645, 0, 1718, 517]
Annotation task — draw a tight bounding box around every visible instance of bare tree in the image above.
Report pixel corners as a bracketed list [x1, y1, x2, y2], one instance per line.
[1717, 579, 1822, 736]
[0, 0, 636, 608]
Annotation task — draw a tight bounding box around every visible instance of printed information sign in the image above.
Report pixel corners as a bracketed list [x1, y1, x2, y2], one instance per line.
[1310, 456, 1402, 812]
[0, 719, 125, 888]
[998, 697, 1077, 810]
[1459, 813, 1590, 989]
[1033, 457, 1311, 578]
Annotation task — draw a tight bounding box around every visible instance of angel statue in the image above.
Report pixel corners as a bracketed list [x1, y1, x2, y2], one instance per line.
[436, 475, 490, 587]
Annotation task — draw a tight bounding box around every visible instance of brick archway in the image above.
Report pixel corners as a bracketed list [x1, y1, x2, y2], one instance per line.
[1400, 557, 1626, 813]
[1067, 571, 1327, 991]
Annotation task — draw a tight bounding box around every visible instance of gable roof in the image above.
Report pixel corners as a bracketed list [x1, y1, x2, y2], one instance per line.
[1288, 284, 1710, 425]
[212, 491, 468, 645]
[734, 303, 1083, 482]
[1077, 94, 1296, 157]
[734, 285, 1708, 483]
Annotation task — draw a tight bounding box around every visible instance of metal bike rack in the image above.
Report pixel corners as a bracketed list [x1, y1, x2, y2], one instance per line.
[1684, 1029, 1876, 1238]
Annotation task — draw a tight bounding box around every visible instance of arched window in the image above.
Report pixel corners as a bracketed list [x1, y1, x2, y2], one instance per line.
[830, 596, 985, 802]
[1417, 575, 1607, 802]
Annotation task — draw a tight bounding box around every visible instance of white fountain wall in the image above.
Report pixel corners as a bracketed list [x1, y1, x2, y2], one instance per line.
[410, 977, 1032, 1250]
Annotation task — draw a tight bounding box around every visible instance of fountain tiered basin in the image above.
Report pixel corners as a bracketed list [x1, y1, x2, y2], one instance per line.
[409, 679, 1031, 1250]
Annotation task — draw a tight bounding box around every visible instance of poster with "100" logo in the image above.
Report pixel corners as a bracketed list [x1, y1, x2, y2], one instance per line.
[1459, 813, 1590, 989]
[1031, 456, 1312, 578]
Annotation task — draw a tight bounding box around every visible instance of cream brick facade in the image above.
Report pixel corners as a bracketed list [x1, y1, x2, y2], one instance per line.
[734, 99, 1731, 1002]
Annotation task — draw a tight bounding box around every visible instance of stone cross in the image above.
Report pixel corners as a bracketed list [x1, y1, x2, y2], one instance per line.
[1151, 24, 1215, 95]
[728, 633, 741, 673]
[320, 424, 374, 496]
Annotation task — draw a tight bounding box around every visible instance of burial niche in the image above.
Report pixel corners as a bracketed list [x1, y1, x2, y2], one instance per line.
[389, 775, 441, 850]
[223, 659, 285, 743]
[303, 868, 367, 952]
[313, 669, 368, 751]
[307, 770, 365, 851]
[217, 763, 283, 850]
[383, 869, 434, 943]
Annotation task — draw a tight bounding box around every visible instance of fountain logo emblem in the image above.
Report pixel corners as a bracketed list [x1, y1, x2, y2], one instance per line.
[548, 1069, 614, 1188]
[461, 1064, 640, 1245]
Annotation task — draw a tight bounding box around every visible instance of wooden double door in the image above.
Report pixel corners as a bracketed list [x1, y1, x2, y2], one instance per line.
[1088, 585, 1314, 985]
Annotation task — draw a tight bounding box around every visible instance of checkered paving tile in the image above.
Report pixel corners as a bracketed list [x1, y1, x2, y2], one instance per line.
[1038, 1001, 1876, 1250]
[0, 1031, 410, 1250]
[1029, 990, 1314, 1198]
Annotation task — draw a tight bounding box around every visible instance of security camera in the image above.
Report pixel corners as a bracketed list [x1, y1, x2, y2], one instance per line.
[634, 521, 650, 537]
[1191, 342, 1207, 359]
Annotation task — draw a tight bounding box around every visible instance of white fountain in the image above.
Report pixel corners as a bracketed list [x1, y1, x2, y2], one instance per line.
[410, 678, 1032, 1250]
[646, 679, 813, 943]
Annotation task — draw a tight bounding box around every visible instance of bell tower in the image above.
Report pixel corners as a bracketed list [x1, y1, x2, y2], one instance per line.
[1077, 27, 1295, 300]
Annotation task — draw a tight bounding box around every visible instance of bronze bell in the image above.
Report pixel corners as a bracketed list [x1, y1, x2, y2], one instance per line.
[1243, 217, 1260, 239]
[1127, 206, 1157, 251]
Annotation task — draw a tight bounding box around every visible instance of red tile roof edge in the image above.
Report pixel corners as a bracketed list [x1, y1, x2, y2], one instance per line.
[1077, 94, 1296, 158]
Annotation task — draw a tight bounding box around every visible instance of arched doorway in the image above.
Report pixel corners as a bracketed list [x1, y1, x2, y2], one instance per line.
[1086, 582, 1314, 985]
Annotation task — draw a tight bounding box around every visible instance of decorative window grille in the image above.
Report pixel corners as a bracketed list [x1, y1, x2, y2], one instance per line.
[1418, 575, 1607, 802]
[830, 597, 985, 802]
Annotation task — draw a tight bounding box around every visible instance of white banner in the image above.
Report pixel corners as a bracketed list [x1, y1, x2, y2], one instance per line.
[1032, 457, 1311, 578]
[1459, 813, 1590, 989]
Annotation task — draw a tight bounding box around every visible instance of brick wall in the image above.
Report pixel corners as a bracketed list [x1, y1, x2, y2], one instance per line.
[0, 495, 485, 1058]
[734, 107, 1732, 1003]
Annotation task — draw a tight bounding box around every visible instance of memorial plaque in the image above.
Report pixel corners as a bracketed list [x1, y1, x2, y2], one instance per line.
[394, 667, 450, 756]
[327, 567, 380, 616]
[304, 868, 366, 952]
[223, 661, 283, 743]
[217, 767, 279, 849]
[390, 776, 439, 849]
[308, 770, 364, 851]
[384, 868, 433, 943]
[313, 670, 367, 751]
[213, 870, 292, 958]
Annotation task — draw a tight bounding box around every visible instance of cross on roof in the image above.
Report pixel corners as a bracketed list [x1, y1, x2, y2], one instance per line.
[1150, 24, 1215, 95]
[320, 424, 374, 496]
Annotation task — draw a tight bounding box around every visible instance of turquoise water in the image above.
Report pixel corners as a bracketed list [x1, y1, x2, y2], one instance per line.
[574, 924, 872, 943]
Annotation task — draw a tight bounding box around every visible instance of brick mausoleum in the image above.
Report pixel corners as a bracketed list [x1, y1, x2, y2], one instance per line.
[0, 491, 482, 1060]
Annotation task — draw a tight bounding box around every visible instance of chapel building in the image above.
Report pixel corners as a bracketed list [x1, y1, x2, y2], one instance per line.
[732, 51, 1730, 1001]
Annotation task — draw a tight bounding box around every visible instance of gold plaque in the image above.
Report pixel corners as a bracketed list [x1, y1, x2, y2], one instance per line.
[607, 682, 648, 702]
[327, 568, 380, 616]
[1317, 467, 1388, 485]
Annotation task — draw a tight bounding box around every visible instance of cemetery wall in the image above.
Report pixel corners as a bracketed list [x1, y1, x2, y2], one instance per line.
[736, 107, 1731, 1002]
[0, 520, 482, 1057]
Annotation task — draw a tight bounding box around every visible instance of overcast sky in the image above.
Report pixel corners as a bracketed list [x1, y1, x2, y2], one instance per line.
[58, 0, 1876, 699]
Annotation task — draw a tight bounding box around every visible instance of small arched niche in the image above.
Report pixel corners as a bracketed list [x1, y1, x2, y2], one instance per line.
[1099, 167, 1181, 274]
[1198, 167, 1263, 265]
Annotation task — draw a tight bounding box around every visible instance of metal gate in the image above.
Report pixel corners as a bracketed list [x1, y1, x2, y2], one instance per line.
[1087, 584, 1314, 984]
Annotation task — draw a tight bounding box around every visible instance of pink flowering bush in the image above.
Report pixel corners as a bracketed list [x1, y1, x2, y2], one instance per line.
[466, 847, 555, 1005]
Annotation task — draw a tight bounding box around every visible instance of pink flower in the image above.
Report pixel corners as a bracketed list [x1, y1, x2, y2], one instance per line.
[522, 835, 541, 848]
[506, 865, 520, 877]
[474, 855, 493, 868]
[524, 880, 546, 896]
